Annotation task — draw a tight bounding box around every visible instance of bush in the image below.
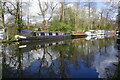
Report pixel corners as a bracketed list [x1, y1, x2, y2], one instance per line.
[49, 19, 72, 32]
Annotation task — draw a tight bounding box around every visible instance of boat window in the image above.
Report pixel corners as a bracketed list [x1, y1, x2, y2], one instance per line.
[41, 32, 45, 36]
[56, 42, 58, 45]
[56, 33, 58, 35]
[53, 33, 56, 36]
[39, 33, 41, 36]
[32, 32, 36, 36]
[49, 32, 52, 36]
[37, 33, 39, 36]
[49, 43, 52, 46]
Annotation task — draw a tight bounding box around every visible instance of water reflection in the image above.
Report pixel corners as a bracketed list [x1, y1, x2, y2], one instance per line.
[0, 35, 119, 78]
[0, 44, 3, 79]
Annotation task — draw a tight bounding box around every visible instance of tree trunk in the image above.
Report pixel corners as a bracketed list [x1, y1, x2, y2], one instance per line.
[20, 0, 23, 28]
[74, 1, 80, 31]
[60, 1, 65, 22]
[88, 2, 91, 30]
[118, 2, 120, 31]
[27, 0, 30, 29]
[88, 2, 90, 18]
[16, 0, 21, 34]
[1, 8, 5, 28]
[0, 2, 5, 28]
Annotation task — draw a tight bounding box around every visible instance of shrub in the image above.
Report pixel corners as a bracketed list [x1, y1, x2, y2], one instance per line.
[50, 19, 72, 32]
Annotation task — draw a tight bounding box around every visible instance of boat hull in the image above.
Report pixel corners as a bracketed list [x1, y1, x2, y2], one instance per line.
[71, 35, 87, 39]
[18, 35, 71, 41]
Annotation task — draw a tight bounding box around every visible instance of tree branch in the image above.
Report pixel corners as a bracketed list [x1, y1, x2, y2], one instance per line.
[7, 1, 17, 10]
[48, 2, 57, 21]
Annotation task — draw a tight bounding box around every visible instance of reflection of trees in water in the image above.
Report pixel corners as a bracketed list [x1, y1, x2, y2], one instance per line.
[1, 37, 117, 78]
[70, 40, 95, 68]
[0, 43, 5, 79]
[72, 37, 117, 68]
[94, 38, 118, 78]
[2, 43, 21, 78]
[52, 43, 70, 78]
[2, 41, 63, 78]
[50, 38, 117, 78]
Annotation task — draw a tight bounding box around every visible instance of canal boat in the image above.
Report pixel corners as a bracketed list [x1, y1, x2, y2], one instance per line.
[96, 30, 105, 35]
[71, 32, 87, 38]
[117, 31, 120, 44]
[15, 30, 71, 41]
[85, 30, 108, 35]
[85, 35, 97, 40]
[116, 31, 119, 36]
[85, 30, 97, 36]
[104, 30, 110, 35]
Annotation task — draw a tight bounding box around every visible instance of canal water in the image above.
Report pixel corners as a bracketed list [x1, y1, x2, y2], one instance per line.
[0, 35, 119, 78]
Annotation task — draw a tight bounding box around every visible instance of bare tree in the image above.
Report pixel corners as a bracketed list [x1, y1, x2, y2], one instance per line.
[48, 2, 57, 21]
[38, 0, 48, 23]
[84, 2, 96, 30]
[27, 0, 30, 29]
[74, 0, 80, 31]
[37, 0, 57, 31]
[59, 0, 65, 22]
[5, 0, 22, 34]
[103, 2, 118, 29]
[0, 1, 6, 28]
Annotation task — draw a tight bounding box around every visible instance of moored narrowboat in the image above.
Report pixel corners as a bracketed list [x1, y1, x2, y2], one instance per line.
[85, 30, 97, 36]
[71, 32, 87, 38]
[15, 30, 71, 41]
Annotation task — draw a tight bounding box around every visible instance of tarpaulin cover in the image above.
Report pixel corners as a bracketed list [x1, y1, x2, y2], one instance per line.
[21, 30, 32, 35]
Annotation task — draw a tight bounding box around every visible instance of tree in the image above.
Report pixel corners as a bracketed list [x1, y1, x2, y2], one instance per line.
[0, 1, 5, 28]
[5, 0, 23, 34]
[118, 1, 120, 31]
[64, 7, 75, 31]
[38, 0, 57, 31]
[59, 0, 65, 22]
[27, 0, 30, 29]
[50, 18, 71, 32]
[74, 0, 80, 31]
[103, 2, 118, 30]
[84, 2, 96, 30]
